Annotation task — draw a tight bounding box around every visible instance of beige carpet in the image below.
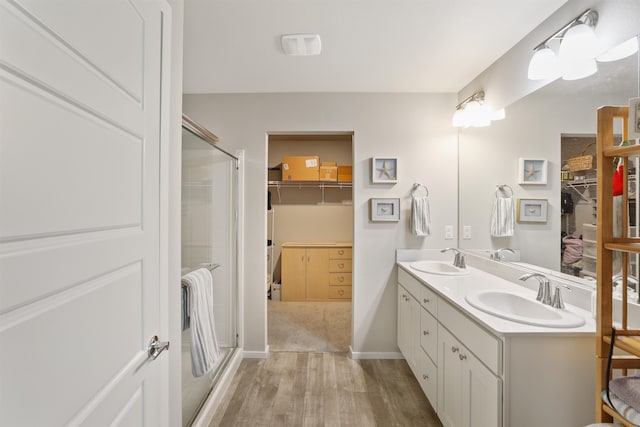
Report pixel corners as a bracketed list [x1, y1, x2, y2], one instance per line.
[268, 300, 351, 352]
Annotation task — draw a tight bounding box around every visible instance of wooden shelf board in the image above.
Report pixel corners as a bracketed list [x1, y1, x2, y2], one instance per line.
[604, 242, 640, 253]
[603, 334, 640, 357]
[603, 145, 640, 158]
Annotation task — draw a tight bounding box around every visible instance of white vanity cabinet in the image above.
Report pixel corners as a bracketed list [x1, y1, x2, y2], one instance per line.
[438, 326, 501, 427]
[397, 263, 596, 427]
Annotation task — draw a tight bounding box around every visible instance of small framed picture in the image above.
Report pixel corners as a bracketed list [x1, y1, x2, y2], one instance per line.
[370, 198, 400, 222]
[518, 158, 548, 185]
[629, 97, 640, 139]
[517, 198, 548, 223]
[371, 157, 398, 183]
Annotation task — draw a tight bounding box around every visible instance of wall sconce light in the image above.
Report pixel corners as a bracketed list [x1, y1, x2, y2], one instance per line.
[451, 91, 505, 128]
[527, 9, 599, 81]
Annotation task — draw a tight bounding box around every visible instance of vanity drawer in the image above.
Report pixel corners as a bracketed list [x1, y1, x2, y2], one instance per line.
[329, 259, 352, 273]
[330, 273, 352, 285]
[438, 301, 502, 375]
[329, 247, 352, 259]
[420, 309, 438, 362]
[328, 286, 352, 299]
[415, 347, 438, 407]
[420, 286, 438, 316]
[398, 267, 424, 299]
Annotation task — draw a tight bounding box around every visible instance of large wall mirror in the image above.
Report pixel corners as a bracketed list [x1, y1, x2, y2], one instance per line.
[457, 40, 639, 280]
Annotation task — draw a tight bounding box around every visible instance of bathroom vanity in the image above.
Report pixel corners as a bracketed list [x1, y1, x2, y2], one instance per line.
[397, 254, 596, 427]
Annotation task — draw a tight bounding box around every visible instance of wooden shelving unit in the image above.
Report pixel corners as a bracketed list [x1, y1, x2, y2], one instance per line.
[595, 105, 640, 425]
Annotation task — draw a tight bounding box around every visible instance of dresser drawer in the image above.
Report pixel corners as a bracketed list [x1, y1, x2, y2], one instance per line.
[328, 286, 352, 299]
[329, 273, 352, 285]
[415, 347, 438, 407]
[329, 247, 352, 259]
[329, 259, 352, 273]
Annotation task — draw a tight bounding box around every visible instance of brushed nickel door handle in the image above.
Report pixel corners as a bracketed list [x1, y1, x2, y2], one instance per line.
[148, 335, 170, 360]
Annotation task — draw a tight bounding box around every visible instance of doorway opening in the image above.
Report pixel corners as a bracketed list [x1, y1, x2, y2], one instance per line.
[266, 133, 353, 352]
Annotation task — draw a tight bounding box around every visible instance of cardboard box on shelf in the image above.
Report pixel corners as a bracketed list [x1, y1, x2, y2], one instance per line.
[268, 166, 282, 181]
[337, 165, 352, 182]
[320, 161, 338, 181]
[281, 156, 320, 181]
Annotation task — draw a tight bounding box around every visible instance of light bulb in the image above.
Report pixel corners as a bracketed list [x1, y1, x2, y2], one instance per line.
[559, 23, 598, 61]
[528, 46, 561, 80]
[562, 57, 597, 80]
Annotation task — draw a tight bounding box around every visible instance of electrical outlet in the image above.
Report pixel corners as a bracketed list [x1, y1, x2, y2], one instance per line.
[445, 225, 453, 240]
[463, 225, 472, 240]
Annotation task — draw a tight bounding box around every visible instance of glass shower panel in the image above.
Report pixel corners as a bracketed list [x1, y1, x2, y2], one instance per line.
[181, 127, 238, 427]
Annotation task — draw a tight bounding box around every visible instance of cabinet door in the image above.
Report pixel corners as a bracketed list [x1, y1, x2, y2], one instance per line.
[397, 285, 411, 359]
[306, 248, 329, 300]
[462, 352, 502, 427]
[281, 247, 306, 300]
[438, 326, 462, 427]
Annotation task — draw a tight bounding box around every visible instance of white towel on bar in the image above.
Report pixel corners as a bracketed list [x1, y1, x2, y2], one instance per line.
[411, 195, 431, 236]
[181, 268, 220, 377]
[491, 197, 515, 237]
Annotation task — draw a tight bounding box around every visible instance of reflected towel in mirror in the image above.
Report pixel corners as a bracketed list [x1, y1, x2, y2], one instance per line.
[491, 197, 514, 237]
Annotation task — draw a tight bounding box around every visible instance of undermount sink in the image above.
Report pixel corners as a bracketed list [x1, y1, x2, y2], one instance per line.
[410, 260, 470, 276]
[465, 290, 585, 328]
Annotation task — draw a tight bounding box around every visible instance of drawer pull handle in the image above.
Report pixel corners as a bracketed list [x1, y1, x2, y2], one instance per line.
[422, 374, 428, 380]
[338, 250, 344, 255]
[423, 298, 430, 303]
[338, 263, 344, 269]
[459, 353, 467, 361]
[339, 276, 344, 282]
[423, 330, 429, 336]
[451, 346, 459, 353]
[338, 289, 344, 296]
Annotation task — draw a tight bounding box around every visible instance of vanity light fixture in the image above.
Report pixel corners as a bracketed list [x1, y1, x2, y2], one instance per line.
[451, 91, 505, 128]
[527, 9, 599, 81]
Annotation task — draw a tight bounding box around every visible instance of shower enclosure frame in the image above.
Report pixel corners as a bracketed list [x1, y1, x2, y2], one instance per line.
[181, 114, 244, 427]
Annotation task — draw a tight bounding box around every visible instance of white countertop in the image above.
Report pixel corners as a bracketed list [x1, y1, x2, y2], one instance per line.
[397, 261, 596, 336]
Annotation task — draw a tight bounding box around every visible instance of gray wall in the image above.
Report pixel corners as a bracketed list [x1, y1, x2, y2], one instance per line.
[183, 93, 458, 355]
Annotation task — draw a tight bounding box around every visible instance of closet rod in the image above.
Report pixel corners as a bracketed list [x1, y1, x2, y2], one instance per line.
[182, 113, 239, 162]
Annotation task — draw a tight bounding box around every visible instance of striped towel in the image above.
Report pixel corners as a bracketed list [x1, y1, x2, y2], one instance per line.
[490, 197, 514, 237]
[411, 195, 431, 236]
[181, 268, 220, 377]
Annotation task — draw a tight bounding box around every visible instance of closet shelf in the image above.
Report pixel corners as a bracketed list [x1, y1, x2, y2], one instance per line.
[268, 180, 352, 203]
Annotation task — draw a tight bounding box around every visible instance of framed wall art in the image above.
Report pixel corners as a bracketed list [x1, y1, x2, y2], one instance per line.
[518, 158, 548, 185]
[371, 157, 398, 183]
[369, 198, 400, 222]
[517, 198, 548, 223]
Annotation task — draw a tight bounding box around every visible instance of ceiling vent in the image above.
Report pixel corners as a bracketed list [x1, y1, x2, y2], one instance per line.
[281, 34, 321, 56]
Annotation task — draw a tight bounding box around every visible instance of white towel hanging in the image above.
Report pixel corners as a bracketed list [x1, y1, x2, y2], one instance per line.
[181, 268, 220, 377]
[491, 185, 514, 237]
[411, 184, 431, 236]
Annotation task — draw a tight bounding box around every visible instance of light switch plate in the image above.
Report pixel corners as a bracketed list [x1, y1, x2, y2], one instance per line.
[445, 225, 453, 240]
[463, 226, 472, 240]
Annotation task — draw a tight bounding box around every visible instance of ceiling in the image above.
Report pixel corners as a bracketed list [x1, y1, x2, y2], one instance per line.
[183, 0, 568, 94]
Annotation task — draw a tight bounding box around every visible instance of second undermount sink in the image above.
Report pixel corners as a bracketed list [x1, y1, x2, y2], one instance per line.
[465, 290, 585, 328]
[410, 261, 470, 276]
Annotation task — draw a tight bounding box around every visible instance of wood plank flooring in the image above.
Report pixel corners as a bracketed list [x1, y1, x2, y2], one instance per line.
[208, 351, 442, 427]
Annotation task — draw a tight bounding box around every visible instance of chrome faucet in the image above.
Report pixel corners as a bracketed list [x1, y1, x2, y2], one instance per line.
[519, 273, 552, 306]
[441, 248, 466, 269]
[489, 248, 515, 261]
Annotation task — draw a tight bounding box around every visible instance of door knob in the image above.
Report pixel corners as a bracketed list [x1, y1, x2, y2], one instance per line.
[148, 335, 170, 360]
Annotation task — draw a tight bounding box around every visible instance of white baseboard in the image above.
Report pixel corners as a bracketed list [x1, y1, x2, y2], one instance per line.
[349, 346, 404, 360]
[243, 345, 269, 359]
[190, 349, 243, 427]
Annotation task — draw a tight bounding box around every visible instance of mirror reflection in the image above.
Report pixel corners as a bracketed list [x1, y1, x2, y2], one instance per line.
[458, 42, 639, 282]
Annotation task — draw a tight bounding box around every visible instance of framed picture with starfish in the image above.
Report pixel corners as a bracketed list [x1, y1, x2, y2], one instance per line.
[371, 157, 398, 183]
[518, 158, 547, 185]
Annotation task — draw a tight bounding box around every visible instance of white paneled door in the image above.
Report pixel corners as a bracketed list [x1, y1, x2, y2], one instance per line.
[0, 1, 171, 426]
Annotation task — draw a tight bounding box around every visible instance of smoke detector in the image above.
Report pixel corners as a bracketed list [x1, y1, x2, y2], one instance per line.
[281, 34, 321, 56]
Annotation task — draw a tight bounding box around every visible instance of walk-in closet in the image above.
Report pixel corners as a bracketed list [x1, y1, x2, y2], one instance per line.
[267, 134, 353, 352]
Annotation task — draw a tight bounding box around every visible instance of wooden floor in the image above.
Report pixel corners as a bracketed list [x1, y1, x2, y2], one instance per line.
[208, 351, 442, 427]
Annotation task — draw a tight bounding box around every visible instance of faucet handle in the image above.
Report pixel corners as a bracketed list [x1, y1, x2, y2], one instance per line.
[552, 285, 571, 309]
[455, 253, 466, 269]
